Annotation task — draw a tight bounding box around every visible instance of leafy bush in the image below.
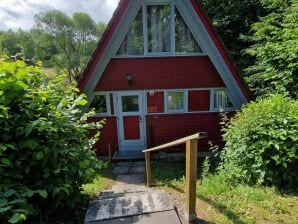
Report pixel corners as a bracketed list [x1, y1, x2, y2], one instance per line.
[220, 95, 298, 188]
[0, 58, 104, 223]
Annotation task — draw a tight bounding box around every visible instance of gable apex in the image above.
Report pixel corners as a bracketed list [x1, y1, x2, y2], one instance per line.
[79, 0, 250, 106]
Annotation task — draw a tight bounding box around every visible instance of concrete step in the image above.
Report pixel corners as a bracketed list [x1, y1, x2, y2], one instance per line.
[86, 210, 181, 224]
[84, 190, 180, 224]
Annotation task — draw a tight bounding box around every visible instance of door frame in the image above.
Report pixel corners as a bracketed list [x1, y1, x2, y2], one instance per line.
[114, 91, 147, 151]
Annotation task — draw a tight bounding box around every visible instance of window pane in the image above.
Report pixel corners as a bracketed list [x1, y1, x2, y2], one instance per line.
[122, 96, 139, 112]
[168, 91, 184, 111]
[147, 5, 171, 53]
[117, 9, 143, 55]
[90, 95, 107, 113]
[214, 90, 233, 109]
[175, 8, 202, 54]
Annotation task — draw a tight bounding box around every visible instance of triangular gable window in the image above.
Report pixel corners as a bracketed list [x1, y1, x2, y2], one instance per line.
[175, 8, 202, 54]
[147, 5, 171, 53]
[117, 9, 143, 56]
[116, 5, 203, 56]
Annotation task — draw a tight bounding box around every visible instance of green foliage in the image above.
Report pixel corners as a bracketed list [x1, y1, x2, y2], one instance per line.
[34, 10, 104, 82]
[198, 173, 298, 224]
[0, 11, 106, 82]
[0, 59, 104, 223]
[245, 0, 298, 98]
[201, 0, 266, 70]
[220, 95, 298, 188]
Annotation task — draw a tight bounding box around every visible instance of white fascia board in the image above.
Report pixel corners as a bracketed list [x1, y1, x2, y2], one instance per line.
[84, 0, 143, 99]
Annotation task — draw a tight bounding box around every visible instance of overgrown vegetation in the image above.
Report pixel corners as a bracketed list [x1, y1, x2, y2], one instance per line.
[202, 0, 298, 99]
[245, 0, 298, 98]
[220, 95, 298, 188]
[152, 161, 298, 224]
[0, 58, 104, 223]
[198, 173, 298, 224]
[43, 164, 116, 224]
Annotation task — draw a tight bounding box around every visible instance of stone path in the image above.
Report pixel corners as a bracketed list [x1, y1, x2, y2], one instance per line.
[112, 162, 146, 192]
[84, 161, 181, 224]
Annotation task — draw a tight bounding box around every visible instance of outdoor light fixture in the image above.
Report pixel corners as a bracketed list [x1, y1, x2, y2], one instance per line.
[126, 74, 133, 85]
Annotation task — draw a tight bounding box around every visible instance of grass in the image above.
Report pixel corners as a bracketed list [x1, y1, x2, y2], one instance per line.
[152, 160, 298, 224]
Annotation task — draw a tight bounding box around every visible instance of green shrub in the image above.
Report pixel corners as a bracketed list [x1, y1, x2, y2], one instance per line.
[0, 58, 104, 223]
[220, 95, 298, 188]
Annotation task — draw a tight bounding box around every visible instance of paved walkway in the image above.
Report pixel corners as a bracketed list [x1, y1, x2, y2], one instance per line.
[84, 161, 181, 224]
[112, 161, 146, 192]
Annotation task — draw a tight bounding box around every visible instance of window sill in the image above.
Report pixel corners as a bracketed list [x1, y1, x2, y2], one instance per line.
[112, 53, 207, 59]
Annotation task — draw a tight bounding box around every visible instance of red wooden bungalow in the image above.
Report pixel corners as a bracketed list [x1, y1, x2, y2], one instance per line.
[78, 0, 250, 156]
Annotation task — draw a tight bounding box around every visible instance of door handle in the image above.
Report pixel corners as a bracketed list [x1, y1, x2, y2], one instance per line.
[139, 116, 143, 123]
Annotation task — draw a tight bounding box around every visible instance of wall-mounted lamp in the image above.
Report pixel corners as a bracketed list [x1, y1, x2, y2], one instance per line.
[126, 74, 133, 86]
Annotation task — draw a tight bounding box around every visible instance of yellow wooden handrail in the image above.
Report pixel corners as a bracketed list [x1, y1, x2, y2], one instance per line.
[142, 132, 207, 153]
[143, 132, 207, 222]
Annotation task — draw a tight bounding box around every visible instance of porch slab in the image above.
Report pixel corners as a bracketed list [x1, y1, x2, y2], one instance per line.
[113, 151, 144, 161]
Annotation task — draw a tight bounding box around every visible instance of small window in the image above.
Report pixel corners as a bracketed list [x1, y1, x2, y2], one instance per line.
[117, 9, 143, 55]
[175, 8, 202, 54]
[213, 90, 234, 109]
[147, 5, 171, 53]
[90, 94, 108, 114]
[167, 91, 185, 112]
[122, 95, 139, 112]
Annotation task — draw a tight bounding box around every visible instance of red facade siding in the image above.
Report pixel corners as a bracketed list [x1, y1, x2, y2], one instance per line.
[147, 92, 164, 113]
[188, 90, 210, 111]
[110, 93, 114, 115]
[146, 113, 223, 150]
[89, 117, 118, 155]
[96, 56, 225, 91]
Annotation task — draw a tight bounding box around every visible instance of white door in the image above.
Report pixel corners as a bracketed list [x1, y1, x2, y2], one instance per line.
[116, 91, 146, 151]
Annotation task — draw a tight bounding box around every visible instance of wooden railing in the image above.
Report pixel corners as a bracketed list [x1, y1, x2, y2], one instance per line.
[142, 132, 207, 223]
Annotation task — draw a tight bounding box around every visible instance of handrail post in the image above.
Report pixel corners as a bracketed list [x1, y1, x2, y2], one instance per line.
[145, 151, 152, 187]
[185, 139, 198, 222]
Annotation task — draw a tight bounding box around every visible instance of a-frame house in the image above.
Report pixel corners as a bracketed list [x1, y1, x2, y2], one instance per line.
[79, 0, 250, 155]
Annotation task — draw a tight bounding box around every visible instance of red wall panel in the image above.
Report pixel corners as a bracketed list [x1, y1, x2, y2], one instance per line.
[188, 90, 210, 111]
[123, 116, 140, 140]
[91, 113, 226, 155]
[146, 113, 223, 150]
[96, 56, 225, 91]
[147, 92, 164, 113]
[89, 117, 118, 155]
[110, 93, 114, 115]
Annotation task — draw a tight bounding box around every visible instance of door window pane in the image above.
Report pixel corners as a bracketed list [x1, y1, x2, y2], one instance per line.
[122, 95, 139, 112]
[90, 95, 107, 113]
[117, 9, 143, 55]
[175, 8, 202, 54]
[168, 91, 185, 111]
[147, 5, 171, 53]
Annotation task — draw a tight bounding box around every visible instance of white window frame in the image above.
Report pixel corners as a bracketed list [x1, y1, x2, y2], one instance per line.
[210, 88, 236, 112]
[165, 90, 187, 113]
[114, 1, 206, 58]
[90, 92, 111, 117]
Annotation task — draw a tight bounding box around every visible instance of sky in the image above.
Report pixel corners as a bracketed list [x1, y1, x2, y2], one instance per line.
[0, 0, 120, 30]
